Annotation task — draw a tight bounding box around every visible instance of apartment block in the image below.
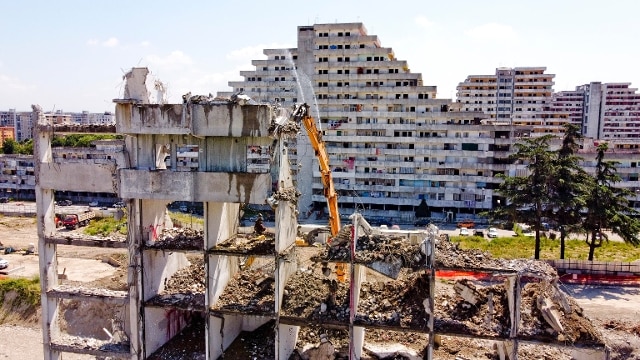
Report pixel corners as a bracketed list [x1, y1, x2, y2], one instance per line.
[0, 109, 33, 142]
[457, 67, 564, 134]
[219, 23, 533, 224]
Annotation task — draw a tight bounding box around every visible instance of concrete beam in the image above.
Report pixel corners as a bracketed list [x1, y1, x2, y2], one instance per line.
[115, 103, 273, 137]
[119, 170, 271, 204]
[39, 162, 117, 193]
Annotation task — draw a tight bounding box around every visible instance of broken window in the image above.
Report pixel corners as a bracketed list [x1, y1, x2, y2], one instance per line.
[176, 145, 199, 172]
[246, 145, 271, 173]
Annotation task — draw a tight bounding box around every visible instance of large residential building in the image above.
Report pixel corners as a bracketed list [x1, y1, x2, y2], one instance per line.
[577, 82, 640, 140]
[458, 72, 640, 141]
[219, 23, 535, 224]
[0, 109, 33, 142]
[218, 23, 640, 223]
[456, 67, 568, 135]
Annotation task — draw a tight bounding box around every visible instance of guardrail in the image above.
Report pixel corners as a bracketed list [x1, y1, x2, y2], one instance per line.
[545, 259, 640, 276]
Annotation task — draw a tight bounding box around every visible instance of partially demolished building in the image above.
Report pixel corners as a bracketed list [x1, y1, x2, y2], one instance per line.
[33, 68, 608, 359]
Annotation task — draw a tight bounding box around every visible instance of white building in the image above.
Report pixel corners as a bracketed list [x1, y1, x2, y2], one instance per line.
[219, 23, 534, 223]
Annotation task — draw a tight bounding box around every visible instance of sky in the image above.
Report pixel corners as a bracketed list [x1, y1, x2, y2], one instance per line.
[1, 0, 639, 113]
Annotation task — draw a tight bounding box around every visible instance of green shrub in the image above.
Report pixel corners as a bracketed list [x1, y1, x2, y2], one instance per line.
[0, 277, 40, 307]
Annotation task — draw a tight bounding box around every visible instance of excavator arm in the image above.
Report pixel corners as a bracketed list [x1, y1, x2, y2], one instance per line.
[293, 104, 341, 238]
[293, 104, 345, 282]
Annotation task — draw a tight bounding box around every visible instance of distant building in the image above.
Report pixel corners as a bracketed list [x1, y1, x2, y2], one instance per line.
[0, 109, 115, 141]
[457, 67, 566, 134]
[0, 127, 15, 147]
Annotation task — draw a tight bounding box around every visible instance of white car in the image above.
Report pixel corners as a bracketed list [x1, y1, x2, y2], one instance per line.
[0, 258, 8, 270]
[89, 202, 98, 207]
[488, 228, 498, 238]
[459, 228, 470, 236]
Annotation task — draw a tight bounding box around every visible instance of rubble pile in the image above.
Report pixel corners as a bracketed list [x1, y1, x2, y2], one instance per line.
[53, 231, 127, 244]
[289, 327, 349, 360]
[212, 265, 275, 314]
[435, 235, 558, 279]
[355, 270, 431, 328]
[212, 233, 276, 255]
[318, 226, 424, 270]
[364, 328, 428, 356]
[434, 279, 510, 337]
[147, 227, 204, 250]
[147, 316, 206, 360]
[354, 234, 426, 269]
[272, 187, 301, 203]
[269, 119, 300, 137]
[149, 257, 205, 309]
[281, 270, 350, 323]
[519, 281, 604, 346]
[223, 320, 276, 359]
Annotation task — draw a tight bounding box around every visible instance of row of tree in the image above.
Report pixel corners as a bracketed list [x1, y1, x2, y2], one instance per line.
[494, 123, 640, 260]
[0, 134, 122, 155]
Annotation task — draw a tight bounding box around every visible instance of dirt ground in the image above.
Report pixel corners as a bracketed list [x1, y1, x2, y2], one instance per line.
[0, 216, 639, 359]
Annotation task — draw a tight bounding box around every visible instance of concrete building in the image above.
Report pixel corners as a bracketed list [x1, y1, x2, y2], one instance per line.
[575, 82, 640, 140]
[219, 23, 534, 224]
[31, 67, 608, 360]
[457, 67, 564, 134]
[0, 109, 33, 142]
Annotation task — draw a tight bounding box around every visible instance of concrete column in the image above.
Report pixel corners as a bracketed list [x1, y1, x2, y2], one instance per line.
[33, 104, 61, 360]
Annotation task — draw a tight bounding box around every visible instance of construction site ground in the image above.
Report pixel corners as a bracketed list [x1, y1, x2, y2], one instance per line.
[0, 216, 638, 359]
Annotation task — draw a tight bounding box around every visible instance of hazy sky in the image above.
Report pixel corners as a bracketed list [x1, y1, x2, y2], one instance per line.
[1, 0, 638, 112]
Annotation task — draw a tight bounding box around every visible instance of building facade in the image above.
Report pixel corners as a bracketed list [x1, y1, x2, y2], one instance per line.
[219, 23, 532, 224]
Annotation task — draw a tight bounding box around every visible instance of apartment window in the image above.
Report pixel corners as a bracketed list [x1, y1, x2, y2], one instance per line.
[367, 56, 372, 61]
[337, 57, 343, 62]
[345, 69, 350, 74]
[345, 44, 351, 49]
[345, 57, 350, 62]
[360, 44, 365, 48]
[263, 67, 268, 71]
[337, 70, 342, 74]
[338, 32, 343, 36]
[373, 69, 379, 74]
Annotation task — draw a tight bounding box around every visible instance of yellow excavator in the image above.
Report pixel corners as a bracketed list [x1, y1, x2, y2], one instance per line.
[292, 103, 346, 282]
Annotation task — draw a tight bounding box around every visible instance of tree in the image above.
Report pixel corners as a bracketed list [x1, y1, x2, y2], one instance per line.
[415, 198, 430, 218]
[583, 143, 640, 260]
[2, 139, 16, 154]
[549, 124, 591, 259]
[496, 135, 556, 259]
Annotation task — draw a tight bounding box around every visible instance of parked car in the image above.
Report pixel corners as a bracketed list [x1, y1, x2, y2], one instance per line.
[488, 227, 498, 238]
[89, 201, 99, 207]
[113, 202, 125, 208]
[0, 258, 8, 270]
[473, 229, 485, 237]
[459, 228, 470, 236]
[179, 205, 188, 213]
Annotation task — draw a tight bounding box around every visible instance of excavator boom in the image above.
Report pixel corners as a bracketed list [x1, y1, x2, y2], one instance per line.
[294, 104, 341, 238]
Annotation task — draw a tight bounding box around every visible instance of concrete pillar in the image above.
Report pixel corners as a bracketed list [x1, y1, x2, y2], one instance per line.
[277, 323, 299, 359]
[33, 104, 62, 360]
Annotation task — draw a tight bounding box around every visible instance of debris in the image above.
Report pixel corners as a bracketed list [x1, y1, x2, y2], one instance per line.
[212, 265, 275, 314]
[212, 232, 276, 255]
[146, 227, 204, 250]
[149, 257, 205, 309]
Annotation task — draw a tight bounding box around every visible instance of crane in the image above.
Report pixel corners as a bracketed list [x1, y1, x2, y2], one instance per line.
[292, 103, 346, 281]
